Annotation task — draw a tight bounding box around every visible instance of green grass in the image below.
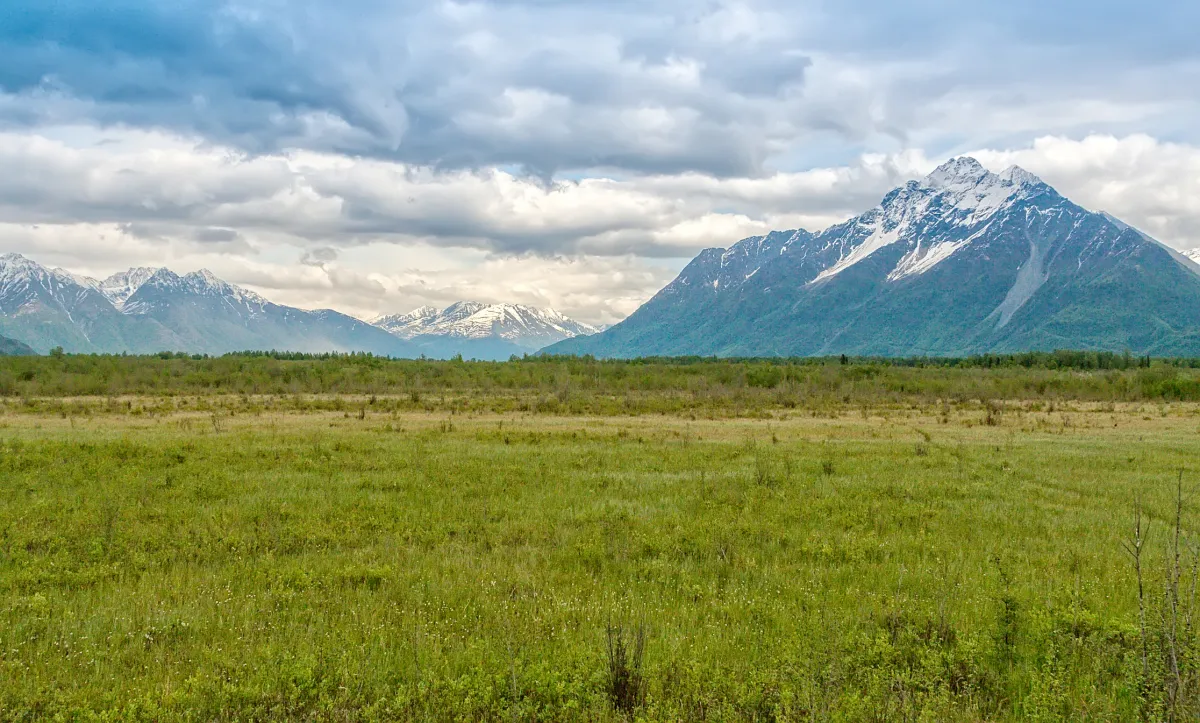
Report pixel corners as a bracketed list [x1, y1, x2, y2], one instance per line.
[3, 396, 1200, 720]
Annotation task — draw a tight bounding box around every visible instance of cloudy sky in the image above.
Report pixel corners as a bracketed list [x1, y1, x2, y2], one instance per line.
[2, 0, 1199, 324]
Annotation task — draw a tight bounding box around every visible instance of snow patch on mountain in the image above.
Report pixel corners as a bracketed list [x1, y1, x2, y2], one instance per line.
[813, 222, 905, 284]
[888, 224, 995, 282]
[888, 239, 969, 282]
[451, 304, 595, 342]
[990, 240, 1050, 329]
[1097, 214, 1200, 279]
[719, 229, 809, 271]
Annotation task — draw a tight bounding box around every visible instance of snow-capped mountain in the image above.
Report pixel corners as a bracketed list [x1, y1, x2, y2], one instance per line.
[0, 254, 418, 356]
[0, 252, 176, 353]
[373, 301, 599, 358]
[1, 253, 94, 312]
[1186, 249, 1200, 264]
[549, 157, 1200, 357]
[451, 304, 598, 345]
[376, 302, 486, 338]
[376, 302, 596, 345]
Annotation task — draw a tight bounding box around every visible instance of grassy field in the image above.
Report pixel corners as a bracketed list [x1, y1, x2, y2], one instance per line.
[3, 358, 1200, 720]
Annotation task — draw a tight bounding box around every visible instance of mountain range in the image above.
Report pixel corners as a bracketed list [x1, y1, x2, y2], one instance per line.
[375, 302, 599, 360]
[548, 158, 1200, 358]
[0, 254, 596, 359]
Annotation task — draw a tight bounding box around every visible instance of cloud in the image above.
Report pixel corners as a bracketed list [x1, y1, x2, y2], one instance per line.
[4, 0, 1195, 179]
[5, 126, 1200, 262]
[0, 0, 816, 176]
[300, 247, 339, 266]
[193, 227, 241, 243]
[0, 126, 931, 259]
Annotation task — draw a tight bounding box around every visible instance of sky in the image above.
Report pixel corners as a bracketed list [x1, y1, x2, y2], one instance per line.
[2, 0, 1199, 325]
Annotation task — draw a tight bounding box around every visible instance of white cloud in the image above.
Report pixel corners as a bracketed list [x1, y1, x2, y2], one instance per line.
[0, 126, 916, 259]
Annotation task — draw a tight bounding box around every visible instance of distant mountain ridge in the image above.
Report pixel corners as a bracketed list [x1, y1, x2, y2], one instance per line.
[547, 158, 1200, 357]
[0, 332, 35, 356]
[374, 301, 599, 358]
[0, 254, 600, 359]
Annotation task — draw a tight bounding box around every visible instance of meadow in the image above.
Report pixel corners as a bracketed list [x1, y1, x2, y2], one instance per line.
[2, 355, 1200, 720]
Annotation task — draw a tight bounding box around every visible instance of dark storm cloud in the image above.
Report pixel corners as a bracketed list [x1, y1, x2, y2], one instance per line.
[193, 227, 242, 243]
[0, 0, 411, 151]
[0, 0, 816, 177]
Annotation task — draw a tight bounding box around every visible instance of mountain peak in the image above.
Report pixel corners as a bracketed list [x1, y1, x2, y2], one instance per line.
[0, 252, 40, 273]
[925, 157, 988, 188]
[188, 269, 223, 287]
[372, 305, 438, 327]
[1, 254, 94, 293]
[147, 268, 182, 284]
[923, 158, 1043, 194]
[442, 300, 487, 316]
[808, 158, 1055, 285]
[998, 165, 1043, 187]
[99, 267, 163, 308]
[103, 267, 161, 283]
